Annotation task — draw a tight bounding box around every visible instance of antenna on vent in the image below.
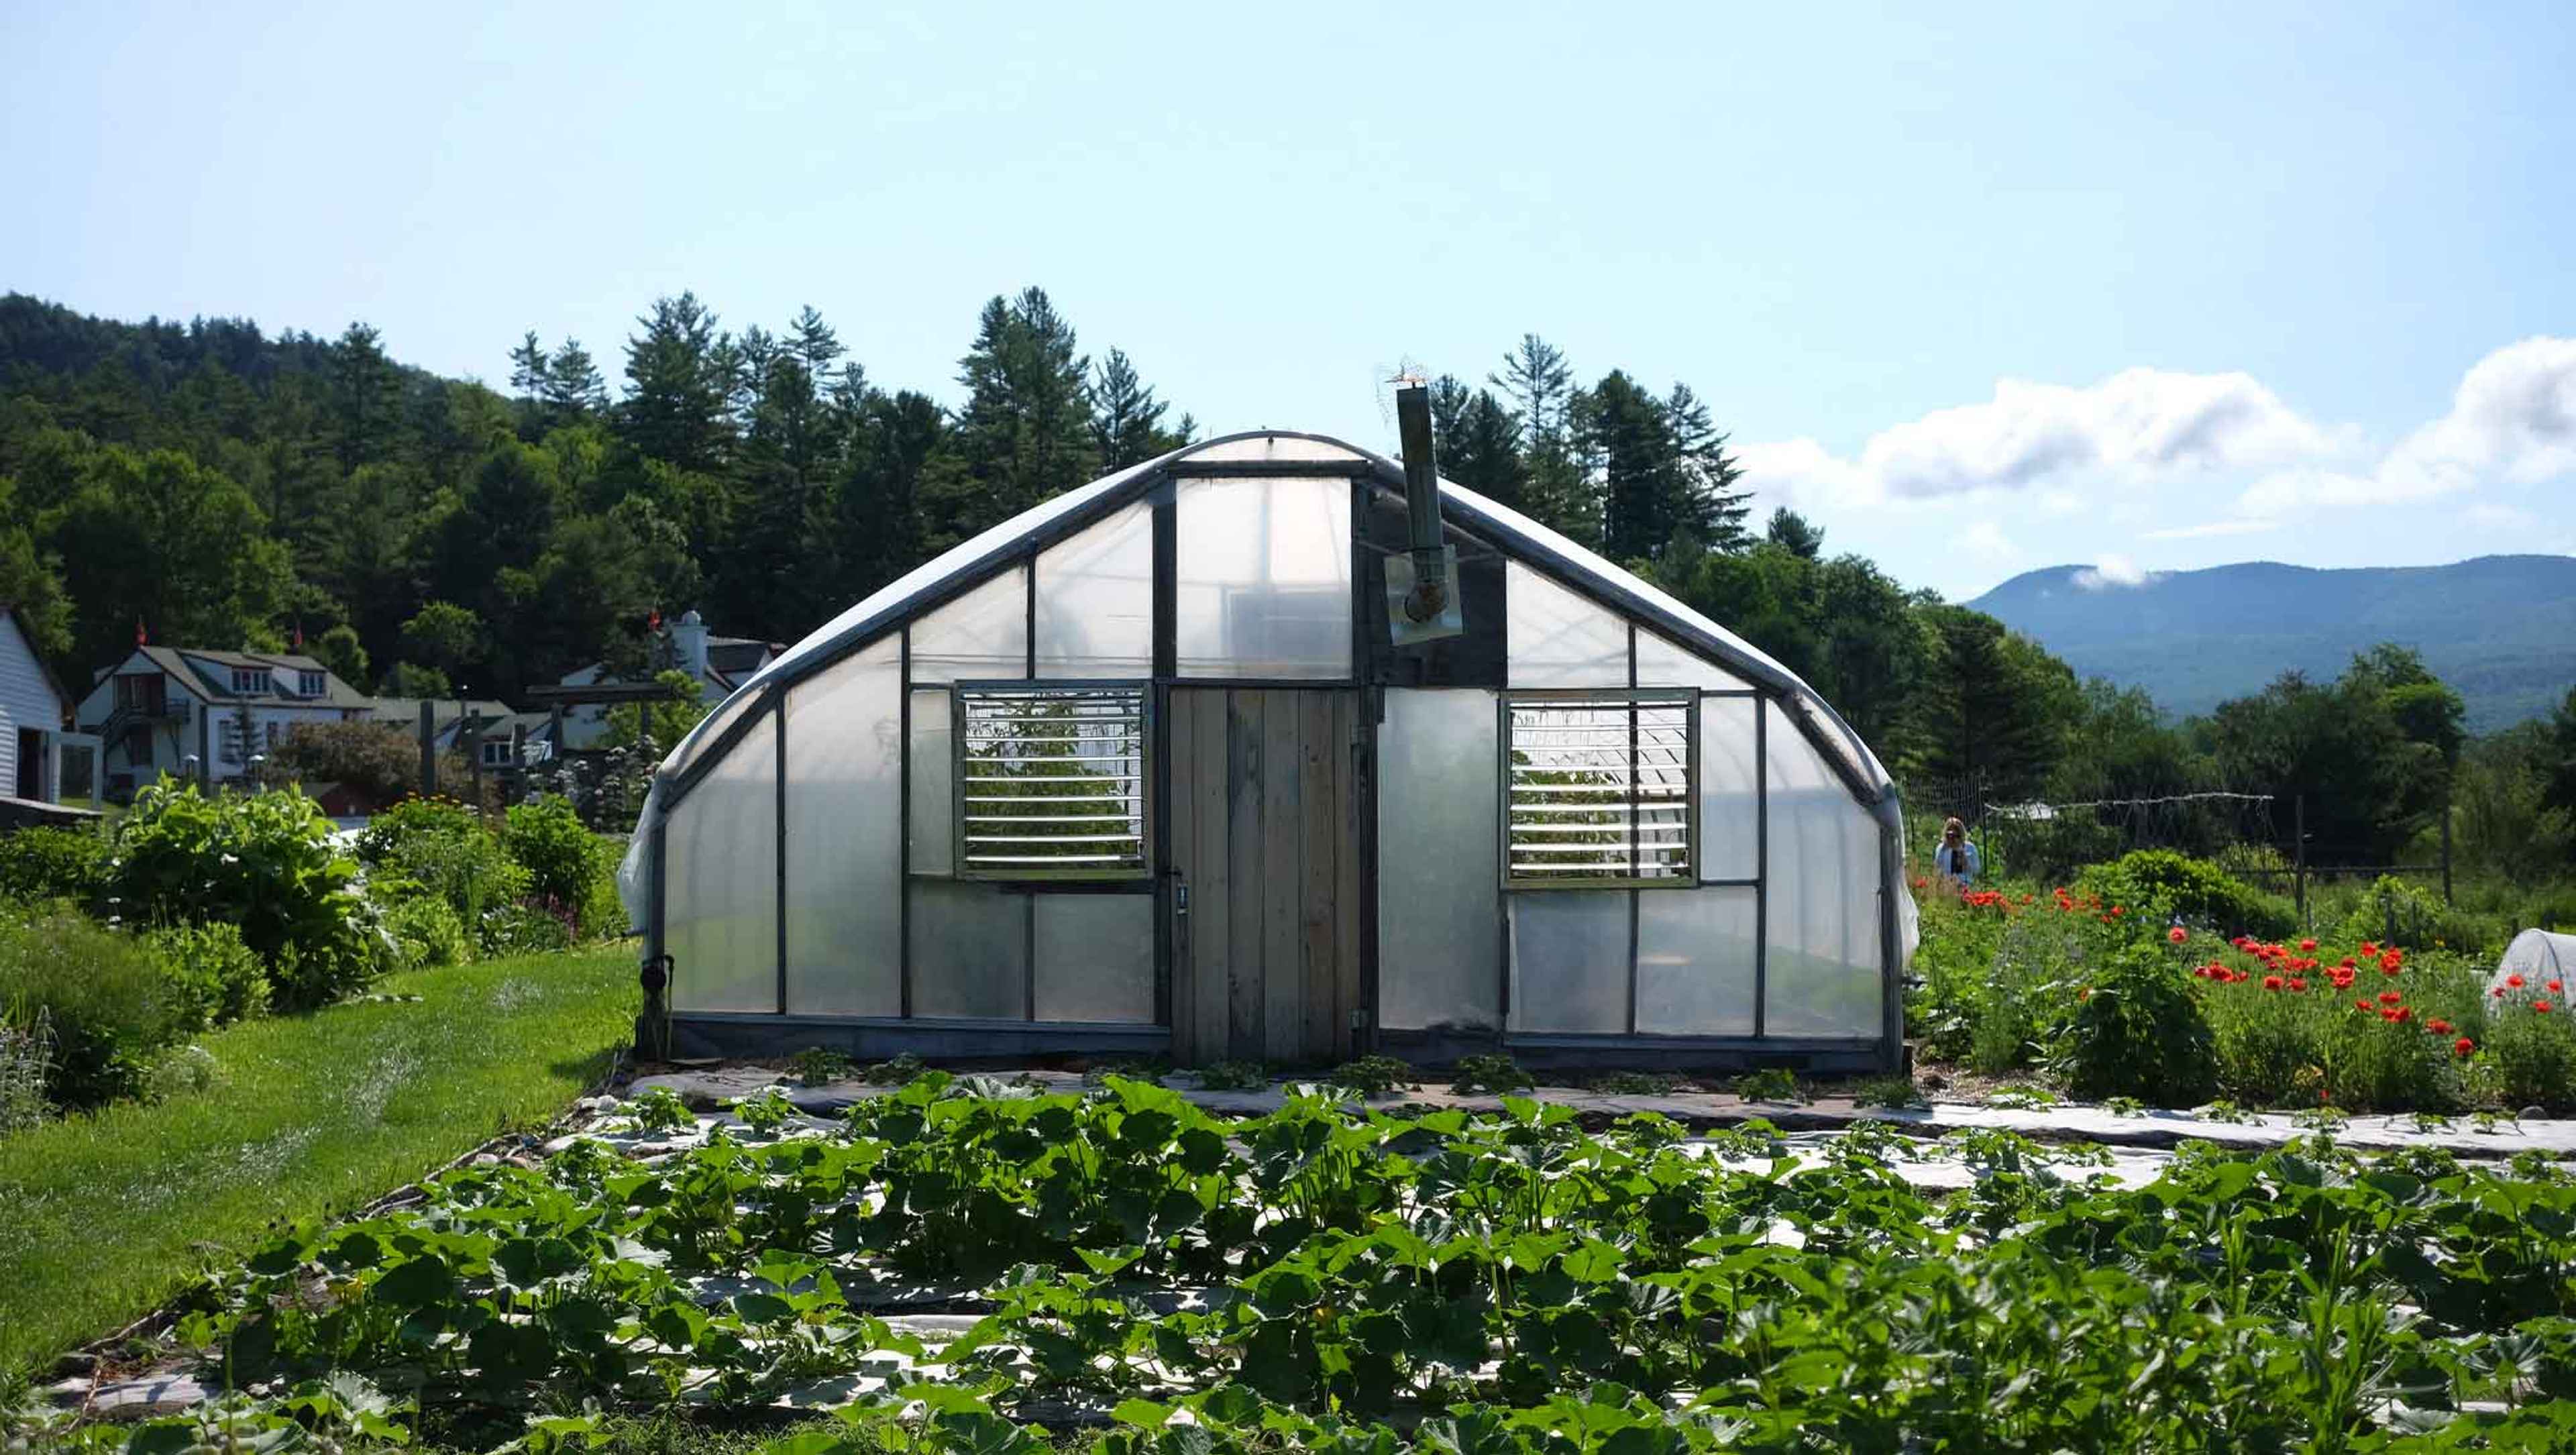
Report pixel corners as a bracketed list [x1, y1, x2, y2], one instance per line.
[1386, 378, 1464, 646]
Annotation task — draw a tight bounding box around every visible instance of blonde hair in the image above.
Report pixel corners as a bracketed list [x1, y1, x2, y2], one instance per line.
[1941, 817, 1966, 838]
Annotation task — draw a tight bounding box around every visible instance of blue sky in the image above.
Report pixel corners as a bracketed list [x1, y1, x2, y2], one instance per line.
[5, 1, 2572, 599]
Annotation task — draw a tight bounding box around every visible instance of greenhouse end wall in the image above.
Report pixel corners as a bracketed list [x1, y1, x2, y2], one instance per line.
[643, 433, 1907, 1072]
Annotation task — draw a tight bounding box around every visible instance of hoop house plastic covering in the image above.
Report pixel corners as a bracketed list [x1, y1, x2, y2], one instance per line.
[616, 430, 1915, 1058]
[2495, 930, 2576, 1001]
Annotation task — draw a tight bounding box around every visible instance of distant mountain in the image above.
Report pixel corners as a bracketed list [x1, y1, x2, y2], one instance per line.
[1968, 555, 2576, 732]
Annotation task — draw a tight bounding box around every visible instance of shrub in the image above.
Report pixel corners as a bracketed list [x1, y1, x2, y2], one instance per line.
[1448, 1053, 1534, 1095]
[360, 796, 529, 943]
[380, 895, 470, 969]
[2057, 940, 2217, 1106]
[2075, 850, 2296, 940]
[142, 922, 269, 1030]
[2333, 875, 2493, 957]
[0, 825, 109, 906]
[479, 899, 574, 957]
[0, 906, 188, 1109]
[500, 796, 618, 937]
[109, 783, 387, 1009]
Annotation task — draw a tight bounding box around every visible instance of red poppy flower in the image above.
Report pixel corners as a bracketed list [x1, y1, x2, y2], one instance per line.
[2361, 940, 2379, 957]
[2339, 957, 2356, 969]
[2356, 1000, 2375, 1012]
[2167, 926, 2188, 945]
[2552, 980, 2565, 993]
[2300, 937, 2318, 952]
[2426, 1018, 2451, 1034]
[2381, 951, 2404, 971]
[2377, 990, 2402, 1005]
[2455, 1036, 2475, 1057]
[2111, 906, 2125, 917]
[2390, 1006, 2412, 1023]
[2288, 977, 2307, 992]
[2495, 986, 2508, 998]
[2262, 975, 2284, 991]
[2508, 973, 2526, 989]
[2536, 1000, 2553, 1014]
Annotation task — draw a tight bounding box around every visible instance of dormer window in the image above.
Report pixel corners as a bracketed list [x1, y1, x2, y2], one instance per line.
[230, 667, 270, 694]
[298, 670, 325, 698]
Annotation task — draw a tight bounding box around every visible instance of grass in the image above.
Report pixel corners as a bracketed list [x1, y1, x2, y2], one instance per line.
[0, 947, 633, 1377]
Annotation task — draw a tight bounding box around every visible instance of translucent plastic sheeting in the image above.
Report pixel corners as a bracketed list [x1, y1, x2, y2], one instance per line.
[1376, 690, 1503, 1031]
[1635, 886, 1758, 1035]
[909, 566, 1028, 684]
[1509, 892, 1631, 1033]
[1035, 500, 1154, 678]
[665, 709, 779, 1014]
[1032, 894, 1155, 1022]
[1762, 701, 1883, 1037]
[1173, 476, 1351, 678]
[907, 879, 1028, 1019]
[2497, 931, 2576, 997]
[907, 690, 953, 875]
[781, 636, 902, 1016]
[1697, 696, 1760, 881]
[1634, 629, 1749, 690]
[1184, 435, 1366, 464]
[1507, 563, 1629, 688]
[662, 680, 769, 782]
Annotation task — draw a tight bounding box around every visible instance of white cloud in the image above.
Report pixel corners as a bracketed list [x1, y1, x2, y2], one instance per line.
[2235, 337, 2576, 517]
[1742, 366, 2346, 509]
[2143, 517, 2281, 541]
[2467, 502, 2540, 532]
[1955, 521, 2016, 560]
[2072, 553, 2156, 590]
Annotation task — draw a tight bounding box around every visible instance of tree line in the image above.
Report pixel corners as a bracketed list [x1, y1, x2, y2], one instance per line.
[3, 290, 2571, 876]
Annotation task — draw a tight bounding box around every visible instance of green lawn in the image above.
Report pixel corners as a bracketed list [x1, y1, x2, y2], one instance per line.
[0, 947, 634, 1377]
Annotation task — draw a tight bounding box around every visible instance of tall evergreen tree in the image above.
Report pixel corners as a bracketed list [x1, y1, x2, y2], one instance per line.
[330, 323, 405, 472]
[1489, 335, 1596, 545]
[508, 331, 550, 403]
[1090, 347, 1187, 470]
[542, 339, 607, 419]
[1662, 383, 1750, 551]
[618, 293, 735, 476]
[1766, 506, 1825, 559]
[920, 287, 1097, 548]
[1428, 375, 1527, 511]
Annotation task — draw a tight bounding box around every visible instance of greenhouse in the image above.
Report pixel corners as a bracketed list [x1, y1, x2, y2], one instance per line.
[619, 426, 1916, 1072]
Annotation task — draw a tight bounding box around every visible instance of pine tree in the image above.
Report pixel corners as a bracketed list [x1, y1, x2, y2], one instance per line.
[543, 339, 607, 418]
[618, 292, 735, 475]
[1766, 506, 1825, 559]
[921, 288, 1098, 548]
[1489, 335, 1597, 546]
[1091, 347, 1185, 470]
[1662, 383, 1750, 551]
[1428, 375, 1527, 512]
[331, 323, 406, 471]
[508, 331, 549, 402]
[1587, 370, 1685, 563]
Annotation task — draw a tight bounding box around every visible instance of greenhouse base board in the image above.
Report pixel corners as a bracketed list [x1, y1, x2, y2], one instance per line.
[669, 1014, 1171, 1063]
[1377, 1027, 1893, 1075]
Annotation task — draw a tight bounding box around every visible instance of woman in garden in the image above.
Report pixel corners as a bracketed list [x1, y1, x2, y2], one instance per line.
[1933, 816, 1980, 887]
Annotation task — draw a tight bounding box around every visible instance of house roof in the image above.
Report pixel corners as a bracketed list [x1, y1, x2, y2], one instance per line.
[127, 645, 372, 708]
[368, 697, 518, 731]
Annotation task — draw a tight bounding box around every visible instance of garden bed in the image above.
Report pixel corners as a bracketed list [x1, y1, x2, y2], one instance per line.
[23, 1073, 2576, 1451]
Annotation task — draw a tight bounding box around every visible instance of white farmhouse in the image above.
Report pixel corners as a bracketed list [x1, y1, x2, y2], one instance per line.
[76, 645, 372, 798]
[0, 606, 86, 810]
[555, 610, 780, 750]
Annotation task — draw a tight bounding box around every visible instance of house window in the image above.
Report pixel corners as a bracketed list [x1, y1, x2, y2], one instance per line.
[298, 671, 325, 698]
[954, 686, 1148, 880]
[230, 667, 269, 694]
[481, 739, 513, 767]
[1503, 692, 1696, 887]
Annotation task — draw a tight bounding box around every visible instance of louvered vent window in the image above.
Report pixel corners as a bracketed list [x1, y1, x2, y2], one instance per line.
[955, 686, 1148, 880]
[1503, 693, 1696, 887]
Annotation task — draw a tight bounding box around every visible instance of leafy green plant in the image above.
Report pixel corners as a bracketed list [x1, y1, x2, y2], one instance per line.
[379, 893, 470, 969]
[863, 1052, 930, 1085]
[501, 795, 620, 938]
[1083, 1058, 1168, 1087]
[790, 1046, 851, 1087]
[2074, 849, 2297, 939]
[1989, 1083, 2059, 1110]
[357, 793, 532, 953]
[1734, 1065, 1805, 1103]
[111, 782, 388, 1008]
[1324, 1054, 1418, 1097]
[733, 1085, 798, 1134]
[0, 905, 187, 1108]
[141, 921, 269, 1030]
[2057, 941, 2216, 1106]
[0, 825, 109, 907]
[1590, 1069, 1686, 1095]
[1193, 1060, 1267, 1091]
[625, 1085, 693, 1132]
[1447, 1053, 1533, 1095]
[1854, 1074, 1927, 1109]
[2198, 1099, 2255, 1124]
[2102, 1095, 2145, 1117]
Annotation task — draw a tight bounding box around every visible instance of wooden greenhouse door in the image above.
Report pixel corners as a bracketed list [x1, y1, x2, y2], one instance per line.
[1165, 688, 1362, 1066]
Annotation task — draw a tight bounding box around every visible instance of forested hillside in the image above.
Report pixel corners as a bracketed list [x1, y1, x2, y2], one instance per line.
[1974, 558, 2576, 731]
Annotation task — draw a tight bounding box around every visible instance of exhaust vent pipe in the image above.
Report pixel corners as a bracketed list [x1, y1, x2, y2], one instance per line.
[1387, 380, 1463, 645]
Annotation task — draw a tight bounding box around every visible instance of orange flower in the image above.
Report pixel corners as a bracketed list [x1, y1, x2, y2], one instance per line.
[2167, 926, 2188, 945]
